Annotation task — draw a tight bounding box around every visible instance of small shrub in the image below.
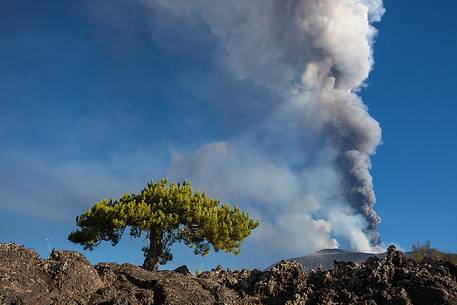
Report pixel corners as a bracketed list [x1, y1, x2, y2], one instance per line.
[410, 241, 457, 265]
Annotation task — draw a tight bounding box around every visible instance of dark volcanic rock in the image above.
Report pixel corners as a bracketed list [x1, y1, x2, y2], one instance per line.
[174, 265, 192, 276]
[0, 243, 53, 304]
[91, 263, 215, 305]
[1, 243, 456, 305]
[45, 249, 104, 304]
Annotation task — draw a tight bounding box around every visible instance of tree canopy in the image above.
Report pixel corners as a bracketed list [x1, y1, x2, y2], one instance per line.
[68, 179, 259, 270]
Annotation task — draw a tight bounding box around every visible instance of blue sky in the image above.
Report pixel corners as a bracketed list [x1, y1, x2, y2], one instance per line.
[0, 0, 456, 271]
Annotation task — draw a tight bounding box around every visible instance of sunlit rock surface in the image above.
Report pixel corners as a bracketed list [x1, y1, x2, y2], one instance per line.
[1, 244, 456, 305]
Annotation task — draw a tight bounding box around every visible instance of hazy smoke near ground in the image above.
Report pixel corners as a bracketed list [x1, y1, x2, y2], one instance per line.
[139, 0, 385, 254]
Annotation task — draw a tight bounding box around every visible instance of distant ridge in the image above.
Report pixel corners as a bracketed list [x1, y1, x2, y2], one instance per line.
[270, 248, 386, 271]
[314, 248, 349, 254]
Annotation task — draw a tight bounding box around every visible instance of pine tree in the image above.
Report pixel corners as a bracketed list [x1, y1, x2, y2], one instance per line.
[68, 179, 259, 271]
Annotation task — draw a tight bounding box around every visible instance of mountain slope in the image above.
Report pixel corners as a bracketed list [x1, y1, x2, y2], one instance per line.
[274, 247, 457, 271]
[270, 248, 387, 271]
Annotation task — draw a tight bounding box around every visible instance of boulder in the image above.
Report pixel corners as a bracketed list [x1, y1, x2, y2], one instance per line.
[0, 244, 53, 305]
[45, 249, 104, 304]
[173, 265, 191, 276]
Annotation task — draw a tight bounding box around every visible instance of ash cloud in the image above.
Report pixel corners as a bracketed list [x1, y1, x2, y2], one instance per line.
[169, 142, 340, 253]
[136, 0, 385, 254]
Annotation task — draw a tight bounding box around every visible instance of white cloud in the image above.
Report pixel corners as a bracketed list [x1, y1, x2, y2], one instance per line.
[0, 149, 167, 220]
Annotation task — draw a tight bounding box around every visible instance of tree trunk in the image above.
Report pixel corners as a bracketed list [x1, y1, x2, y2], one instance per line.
[143, 233, 162, 271]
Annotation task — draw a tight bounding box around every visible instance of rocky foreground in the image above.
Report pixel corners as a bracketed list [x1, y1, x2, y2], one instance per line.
[1, 244, 456, 305]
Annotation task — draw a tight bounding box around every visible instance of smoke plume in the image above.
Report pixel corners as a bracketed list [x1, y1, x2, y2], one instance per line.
[138, 0, 385, 254]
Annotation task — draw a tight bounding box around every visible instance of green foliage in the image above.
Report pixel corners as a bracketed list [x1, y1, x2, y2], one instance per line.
[68, 179, 259, 269]
[410, 241, 457, 265]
